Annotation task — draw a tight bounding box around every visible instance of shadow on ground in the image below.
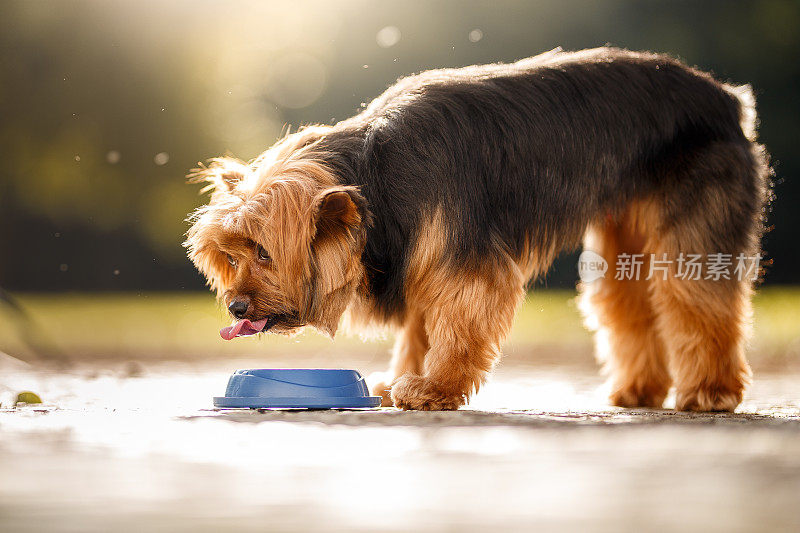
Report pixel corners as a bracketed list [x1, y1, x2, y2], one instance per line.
[183, 407, 800, 429]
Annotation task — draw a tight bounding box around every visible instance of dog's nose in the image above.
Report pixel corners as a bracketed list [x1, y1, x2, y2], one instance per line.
[228, 298, 250, 319]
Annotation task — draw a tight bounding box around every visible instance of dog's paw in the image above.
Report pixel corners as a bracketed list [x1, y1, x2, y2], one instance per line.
[367, 372, 394, 407]
[609, 383, 668, 409]
[675, 386, 742, 412]
[390, 374, 465, 411]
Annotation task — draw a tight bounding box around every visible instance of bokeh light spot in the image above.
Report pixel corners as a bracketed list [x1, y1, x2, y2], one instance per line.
[153, 152, 170, 166]
[265, 52, 328, 110]
[376, 26, 401, 48]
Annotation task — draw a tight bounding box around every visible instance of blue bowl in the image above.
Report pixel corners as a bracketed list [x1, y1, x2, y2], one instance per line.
[213, 369, 382, 409]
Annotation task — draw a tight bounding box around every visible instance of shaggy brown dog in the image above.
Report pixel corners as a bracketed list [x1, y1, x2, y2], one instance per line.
[185, 47, 770, 411]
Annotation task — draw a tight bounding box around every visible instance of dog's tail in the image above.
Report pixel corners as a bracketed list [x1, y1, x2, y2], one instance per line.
[725, 83, 758, 142]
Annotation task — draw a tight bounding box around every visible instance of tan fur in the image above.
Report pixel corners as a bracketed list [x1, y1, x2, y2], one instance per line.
[645, 195, 754, 412]
[185, 128, 366, 337]
[516, 238, 560, 283]
[369, 311, 428, 407]
[579, 199, 755, 412]
[382, 208, 527, 410]
[579, 206, 671, 408]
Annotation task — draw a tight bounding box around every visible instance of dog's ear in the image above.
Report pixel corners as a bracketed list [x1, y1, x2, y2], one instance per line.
[308, 186, 368, 335]
[188, 157, 248, 194]
[311, 186, 367, 243]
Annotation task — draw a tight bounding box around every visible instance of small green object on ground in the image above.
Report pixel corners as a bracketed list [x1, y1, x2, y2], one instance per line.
[16, 391, 42, 404]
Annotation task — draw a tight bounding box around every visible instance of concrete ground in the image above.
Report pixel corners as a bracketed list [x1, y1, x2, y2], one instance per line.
[2, 356, 800, 532]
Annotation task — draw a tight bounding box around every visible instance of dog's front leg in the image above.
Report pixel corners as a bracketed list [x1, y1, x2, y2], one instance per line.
[390, 271, 522, 410]
[369, 312, 428, 406]
[390, 342, 496, 411]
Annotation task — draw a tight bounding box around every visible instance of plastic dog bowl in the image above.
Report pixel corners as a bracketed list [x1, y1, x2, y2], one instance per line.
[213, 369, 382, 409]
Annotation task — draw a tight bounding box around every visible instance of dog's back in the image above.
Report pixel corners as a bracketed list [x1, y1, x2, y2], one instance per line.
[332, 47, 766, 316]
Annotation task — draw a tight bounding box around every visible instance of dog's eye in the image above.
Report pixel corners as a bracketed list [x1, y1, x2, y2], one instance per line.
[256, 245, 270, 262]
[227, 254, 237, 267]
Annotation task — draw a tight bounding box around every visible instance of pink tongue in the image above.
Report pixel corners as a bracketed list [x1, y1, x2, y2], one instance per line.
[220, 318, 270, 340]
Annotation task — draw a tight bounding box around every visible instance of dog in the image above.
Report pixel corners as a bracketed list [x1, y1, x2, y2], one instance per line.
[185, 47, 770, 411]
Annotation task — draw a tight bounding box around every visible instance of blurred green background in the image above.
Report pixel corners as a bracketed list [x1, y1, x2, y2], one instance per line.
[0, 0, 798, 366]
[1, 0, 797, 291]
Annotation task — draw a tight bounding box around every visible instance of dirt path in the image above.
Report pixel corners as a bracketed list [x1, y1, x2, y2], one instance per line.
[2, 362, 800, 532]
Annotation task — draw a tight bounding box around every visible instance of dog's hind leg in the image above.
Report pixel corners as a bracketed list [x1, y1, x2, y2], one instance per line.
[579, 209, 672, 408]
[391, 261, 525, 410]
[369, 312, 428, 406]
[649, 265, 753, 412]
[642, 143, 766, 412]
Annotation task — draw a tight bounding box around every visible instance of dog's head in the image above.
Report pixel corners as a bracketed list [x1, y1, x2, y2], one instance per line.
[184, 139, 368, 338]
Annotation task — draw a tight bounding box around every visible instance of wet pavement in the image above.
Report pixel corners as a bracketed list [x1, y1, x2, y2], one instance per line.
[2, 360, 800, 532]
